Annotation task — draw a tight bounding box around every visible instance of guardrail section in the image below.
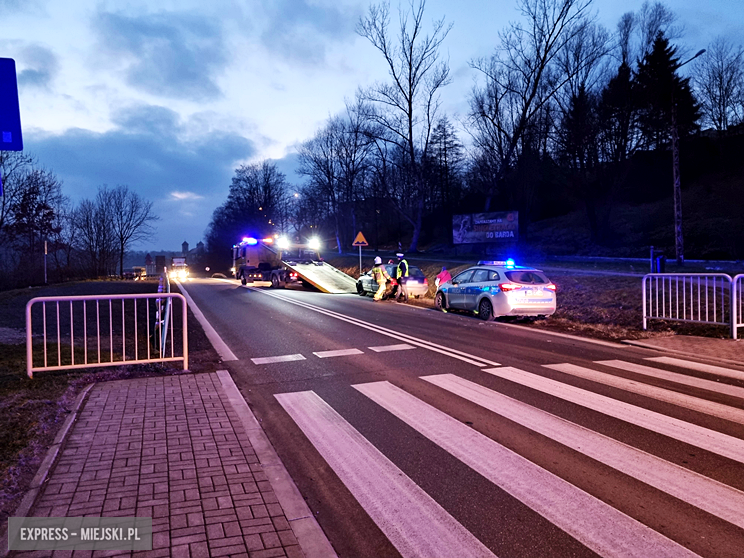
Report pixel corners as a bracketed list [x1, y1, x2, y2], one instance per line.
[26, 293, 188, 378]
[642, 273, 740, 339]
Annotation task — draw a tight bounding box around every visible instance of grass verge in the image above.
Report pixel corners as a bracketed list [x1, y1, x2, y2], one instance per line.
[0, 279, 220, 526]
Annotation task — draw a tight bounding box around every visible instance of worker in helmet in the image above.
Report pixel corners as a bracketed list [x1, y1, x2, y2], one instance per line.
[371, 256, 392, 301]
[395, 253, 409, 302]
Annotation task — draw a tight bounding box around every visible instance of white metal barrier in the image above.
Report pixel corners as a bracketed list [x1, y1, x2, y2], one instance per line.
[734, 274, 744, 340]
[25, 293, 188, 378]
[642, 273, 742, 339]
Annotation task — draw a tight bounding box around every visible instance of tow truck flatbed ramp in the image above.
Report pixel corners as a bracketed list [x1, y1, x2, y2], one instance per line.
[284, 261, 358, 294]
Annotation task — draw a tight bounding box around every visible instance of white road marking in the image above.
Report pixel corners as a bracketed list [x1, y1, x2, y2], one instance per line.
[175, 280, 238, 361]
[274, 390, 497, 558]
[246, 287, 501, 367]
[368, 344, 416, 353]
[546, 363, 744, 424]
[481, 366, 744, 463]
[251, 354, 306, 365]
[313, 348, 364, 358]
[597, 360, 744, 400]
[645, 357, 744, 381]
[422, 373, 744, 531]
[354, 381, 700, 558]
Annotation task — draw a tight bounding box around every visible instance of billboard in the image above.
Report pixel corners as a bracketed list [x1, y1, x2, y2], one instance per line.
[452, 211, 518, 244]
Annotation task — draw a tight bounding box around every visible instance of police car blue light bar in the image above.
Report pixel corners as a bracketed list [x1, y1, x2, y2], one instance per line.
[242, 237, 258, 245]
[477, 259, 516, 267]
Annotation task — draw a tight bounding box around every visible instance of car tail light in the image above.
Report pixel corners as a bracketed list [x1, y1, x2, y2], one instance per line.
[499, 282, 520, 292]
[423, 278, 428, 285]
[545, 283, 557, 291]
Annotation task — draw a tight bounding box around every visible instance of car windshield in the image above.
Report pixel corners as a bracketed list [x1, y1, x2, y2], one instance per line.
[505, 270, 547, 284]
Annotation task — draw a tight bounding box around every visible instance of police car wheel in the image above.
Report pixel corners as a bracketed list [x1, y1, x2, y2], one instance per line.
[478, 299, 495, 321]
[434, 292, 447, 311]
[357, 282, 365, 295]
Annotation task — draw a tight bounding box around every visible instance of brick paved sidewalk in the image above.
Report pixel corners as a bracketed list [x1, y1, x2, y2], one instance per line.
[16, 374, 304, 558]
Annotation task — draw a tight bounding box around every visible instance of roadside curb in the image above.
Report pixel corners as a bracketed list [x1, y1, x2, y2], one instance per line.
[216, 370, 338, 558]
[492, 321, 629, 348]
[620, 339, 744, 368]
[0, 383, 94, 558]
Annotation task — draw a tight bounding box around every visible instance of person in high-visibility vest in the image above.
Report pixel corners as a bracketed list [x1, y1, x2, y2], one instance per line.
[395, 253, 409, 302]
[372, 256, 392, 301]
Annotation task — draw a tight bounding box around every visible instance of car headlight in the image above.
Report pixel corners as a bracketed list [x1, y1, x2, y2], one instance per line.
[277, 237, 290, 250]
[308, 237, 321, 251]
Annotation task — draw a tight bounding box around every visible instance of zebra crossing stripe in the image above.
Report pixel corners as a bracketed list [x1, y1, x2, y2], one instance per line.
[545, 363, 744, 424]
[422, 373, 744, 531]
[596, 360, 744, 400]
[645, 357, 744, 381]
[481, 366, 744, 463]
[274, 390, 497, 558]
[354, 380, 700, 558]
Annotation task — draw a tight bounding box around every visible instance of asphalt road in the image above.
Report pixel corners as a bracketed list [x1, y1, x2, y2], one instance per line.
[179, 278, 744, 558]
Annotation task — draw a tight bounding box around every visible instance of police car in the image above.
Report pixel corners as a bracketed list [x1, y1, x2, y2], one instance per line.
[434, 260, 556, 320]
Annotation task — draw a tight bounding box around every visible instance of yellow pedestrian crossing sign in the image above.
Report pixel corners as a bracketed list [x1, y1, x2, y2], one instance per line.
[352, 232, 368, 247]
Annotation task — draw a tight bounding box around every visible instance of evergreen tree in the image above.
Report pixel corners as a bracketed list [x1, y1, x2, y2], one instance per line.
[634, 32, 700, 149]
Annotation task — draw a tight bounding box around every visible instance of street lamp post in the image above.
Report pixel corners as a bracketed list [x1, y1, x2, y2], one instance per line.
[671, 48, 705, 266]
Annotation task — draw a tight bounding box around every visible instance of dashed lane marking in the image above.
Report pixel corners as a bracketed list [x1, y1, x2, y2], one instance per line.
[313, 348, 365, 358]
[251, 354, 306, 365]
[368, 344, 416, 353]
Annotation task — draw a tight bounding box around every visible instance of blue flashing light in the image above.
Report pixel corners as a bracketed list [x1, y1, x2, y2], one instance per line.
[477, 259, 517, 268]
[242, 237, 258, 245]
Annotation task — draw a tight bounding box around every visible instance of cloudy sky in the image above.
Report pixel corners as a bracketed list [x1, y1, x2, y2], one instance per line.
[2, 0, 742, 251]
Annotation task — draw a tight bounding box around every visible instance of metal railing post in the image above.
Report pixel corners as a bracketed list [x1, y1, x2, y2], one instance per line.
[642, 276, 647, 330]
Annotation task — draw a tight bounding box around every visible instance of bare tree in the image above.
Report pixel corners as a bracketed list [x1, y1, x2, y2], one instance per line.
[110, 185, 158, 277]
[636, 1, 681, 58]
[73, 190, 118, 277]
[357, 0, 452, 251]
[694, 37, 744, 132]
[468, 0, 601, 212]
[298, 120, 343, 251]
[0, 151, 35, 235]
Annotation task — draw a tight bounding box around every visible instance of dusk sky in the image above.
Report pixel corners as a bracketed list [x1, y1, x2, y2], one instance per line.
[2, 0, 743, 251]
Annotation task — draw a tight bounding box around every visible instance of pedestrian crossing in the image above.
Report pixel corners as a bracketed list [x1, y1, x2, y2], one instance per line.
[274, 357, 744, 558]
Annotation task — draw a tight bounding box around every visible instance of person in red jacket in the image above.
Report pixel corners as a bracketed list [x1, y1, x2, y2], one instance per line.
[435, 266, 452, 287]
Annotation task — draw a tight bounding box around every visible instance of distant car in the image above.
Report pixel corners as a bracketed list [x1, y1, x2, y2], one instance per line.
[357, 264, 429, 298]
[434, 261, 556, 320]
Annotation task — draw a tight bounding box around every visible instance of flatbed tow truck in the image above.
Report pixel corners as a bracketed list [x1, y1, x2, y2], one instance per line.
[231, 236, 358, 294]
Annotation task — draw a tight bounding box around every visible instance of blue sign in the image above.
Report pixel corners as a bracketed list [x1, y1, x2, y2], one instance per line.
[0, 58, 23, 152]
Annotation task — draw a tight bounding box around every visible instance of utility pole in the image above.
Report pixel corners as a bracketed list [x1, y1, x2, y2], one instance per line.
[671, 49, 705, 265]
